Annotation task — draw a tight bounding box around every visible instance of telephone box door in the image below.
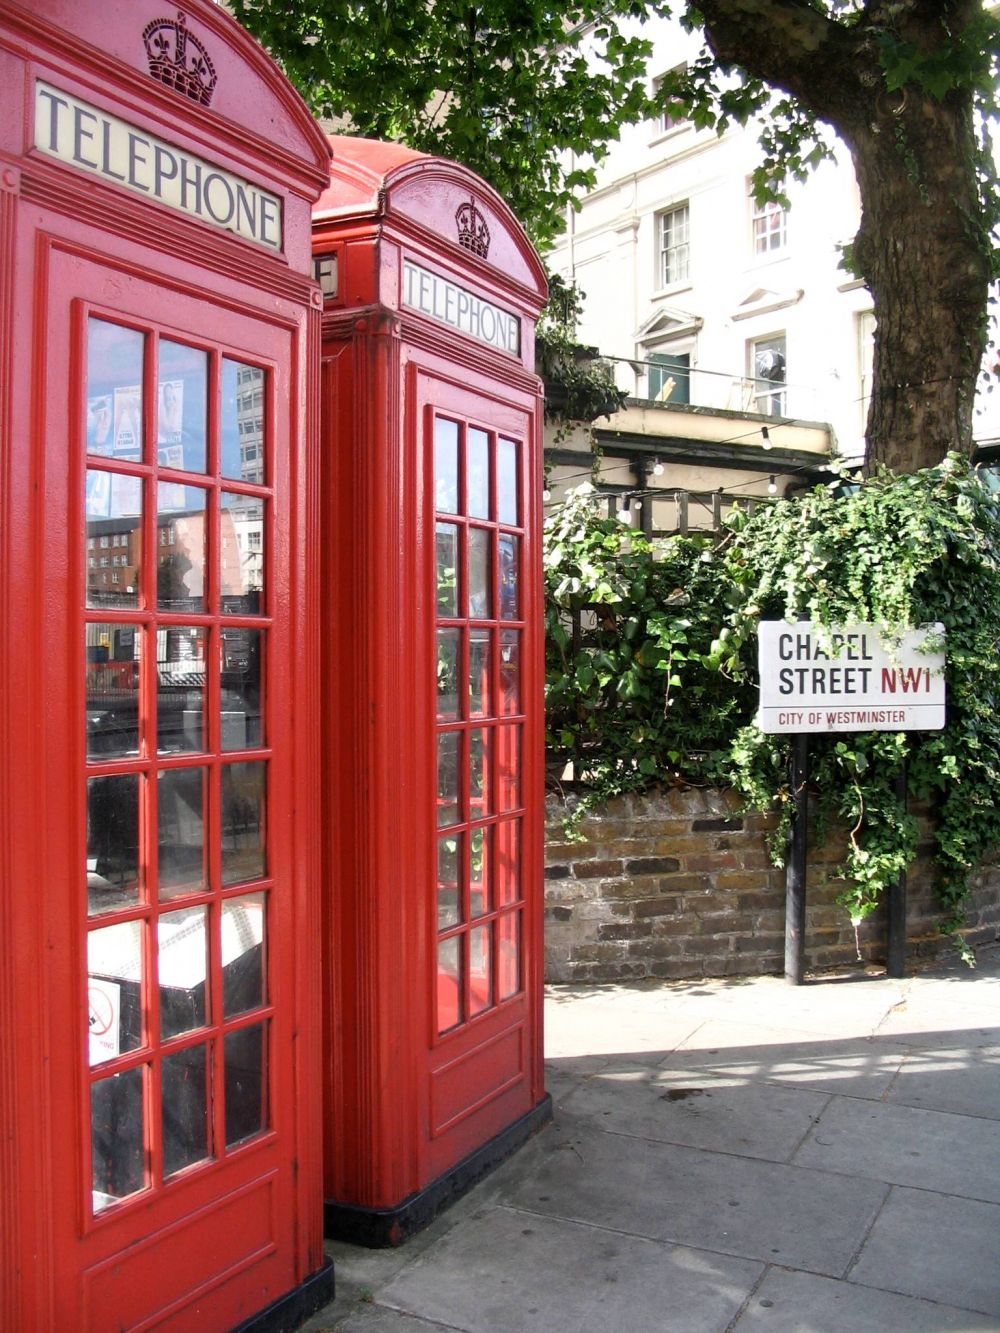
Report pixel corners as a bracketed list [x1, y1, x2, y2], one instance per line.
[33, 248, 315, 1329]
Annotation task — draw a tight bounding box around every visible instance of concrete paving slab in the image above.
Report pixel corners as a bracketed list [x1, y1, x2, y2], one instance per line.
[872, 994, 1000, 1047]
[849, 1186, 1000, 1317]
[884, 1045, 1000, 1119]
[665, 1022, 909, 1099]
[794, 1096, 1000, 1203]
[376, 1205, 763, 1333]
[300, 1301, 453, 1332]
[544, 1002, 705, 1060]
[499, 1112, 887, 1276]
[559, 1064, 829, 1163]
[732, 1267, 1000, 1331]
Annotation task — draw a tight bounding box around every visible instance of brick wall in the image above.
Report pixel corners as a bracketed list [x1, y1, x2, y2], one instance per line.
[544, 788, 1000, 982]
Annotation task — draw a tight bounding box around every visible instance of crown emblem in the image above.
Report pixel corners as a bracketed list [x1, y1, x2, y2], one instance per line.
[456, 199, 490, 259]
[143, 12, 217, 106]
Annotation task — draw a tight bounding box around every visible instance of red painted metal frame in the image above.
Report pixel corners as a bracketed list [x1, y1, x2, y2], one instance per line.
[0, 3, 330, 1327]
[314, 138, 548, 1232]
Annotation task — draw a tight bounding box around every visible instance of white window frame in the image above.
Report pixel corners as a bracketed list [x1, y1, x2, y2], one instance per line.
[657, 204, 690, 289]
[750, 190, 787, 257]
[858, 310, 876, 437]
[748, 333, 787, 417]
[651, 67, 690, 138]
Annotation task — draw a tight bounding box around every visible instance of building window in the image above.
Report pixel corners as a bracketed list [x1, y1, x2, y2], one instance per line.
[658, 204, 690, 288]
[751, 193, 787, 256]
[858, 310, 876, 437]
[647, 352, 691, 404]
[652, 68, 689, 136]
[750, 335, 787, 416]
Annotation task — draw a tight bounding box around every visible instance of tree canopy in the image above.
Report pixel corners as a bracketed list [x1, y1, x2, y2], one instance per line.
[234, 0, 1000, 473]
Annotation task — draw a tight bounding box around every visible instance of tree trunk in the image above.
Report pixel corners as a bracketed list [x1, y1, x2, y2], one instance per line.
[695, 0, 992, 475]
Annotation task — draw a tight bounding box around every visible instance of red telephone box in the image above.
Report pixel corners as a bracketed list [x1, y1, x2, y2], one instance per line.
[314, 138, 550, 1244]
[0, 3, 333, 1327]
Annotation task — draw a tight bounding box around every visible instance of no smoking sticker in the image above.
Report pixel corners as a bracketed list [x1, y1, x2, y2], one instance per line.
[88, 978, 120, 1063]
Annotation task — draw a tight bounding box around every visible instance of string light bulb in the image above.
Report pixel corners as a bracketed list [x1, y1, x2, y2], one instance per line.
[652, 457, 664, 477]
[616, 495, 632, 523]
[762, 426, 772, 450]
[768, 475, 777, 495]
[542, 486, 551, 502]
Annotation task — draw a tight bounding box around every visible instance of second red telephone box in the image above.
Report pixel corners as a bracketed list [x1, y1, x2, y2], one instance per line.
[314, 138, 550, 1244]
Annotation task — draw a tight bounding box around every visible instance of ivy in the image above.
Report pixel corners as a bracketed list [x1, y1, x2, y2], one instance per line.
[535, 275, 628, 427]
[546, 458, 1000, 941]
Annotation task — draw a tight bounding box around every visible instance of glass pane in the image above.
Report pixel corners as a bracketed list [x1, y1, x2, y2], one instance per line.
[498, 911, 520, 1001]
[92, 1065, 145, 1211]
[222, 893, 265, 1017]
[162, 1044, 210, 1177]
[221, 493, 265, 615]
[87, 319, 143, 461]
[497, 725, 521, 812]
[437, 628, 460, 722]
[158, 767, 206, 900]
[436, 523, 458, 617]
[496, 818, 520, 907]
[469, 728, 491, 819]
[87, 773, 140, 916]
[221, 761, 266, 885]
[500, 630, 520, 716]
[86, 470, 142, 610]
[470, 825, 490, 919]
[469, 923, 492, 1017]
[437, 731, 459, 828]
[437, 936, 462, 1034]
[437, 835, 461, 929]
[158, 340, 207, 475]
[498, 437, 518, 525]
[467, 427, 489, 519]
[468, 528, 490, 619]
[221, 360, 266, 483]
[221, 628, 263, 751]
[469, 630, 491, 718]
[434, 418, 459, 513]
[157, 626, 206, 753]
[225, 1023, 267, 1147]
[159, 906, 207, 1039]
[88, 921, 143, 1065]
[86, 623, 140, 760]
[498, 534, 519, 619]
[157, 484, 206, 614]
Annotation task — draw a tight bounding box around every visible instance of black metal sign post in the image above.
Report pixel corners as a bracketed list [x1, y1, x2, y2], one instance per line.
[886, 761, 908, 978]
[785, 732, 809, 985]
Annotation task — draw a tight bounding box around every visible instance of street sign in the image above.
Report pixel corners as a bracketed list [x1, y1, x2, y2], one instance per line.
[757, 621, 945, 734]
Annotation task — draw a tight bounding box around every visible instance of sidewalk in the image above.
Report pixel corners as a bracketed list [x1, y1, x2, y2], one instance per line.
[304, 948, 1000, 1332]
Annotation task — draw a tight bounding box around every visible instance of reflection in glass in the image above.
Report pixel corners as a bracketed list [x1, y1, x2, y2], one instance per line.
[498, 437, 518, 525]
[87, 470, 142, 610]
[88, 921, 143, 1065]
[87, 319, 143, 461]
[157, 485, 206, 613]
[221, 493, 265, 616]
[221, 761, 266, 885]
[92, 1065, 145, 1211]
[86, 624, 141, 760]
[221, 359, 266, 483]
[437, 835, 461, 929]
[157, 627, 206, 753]
[162, 1044, 210, 1177]
[158, 340, 207, 474]
[225, 1023, 267, 1147]
[434, 418, 459, 513]
[469, 630, 491, 717]
[87, 773, 140, 916]
[436, 523, 458, 617]
[500, 630, 520, 715]
[469, 924, 492, 1017]
[467, 428, 490, 519]
[470, 826, 490, 919]
[498, 534, 519, 620]
[222, 893, 266, 1017]
[496, 818, 520, 907]
[498, 725, 521, 811]
[221, 628, 263, 751]
[469, 729, 491, 818]
[437, 731, 459, 828]
[159, 906, 207, 1039]
[468, 528, 490, 619]
[437, 628, 460, 721]
[158, 767, 206, 900]
[498, 911, 520, 1000]
[437, 936, 462, 1034]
